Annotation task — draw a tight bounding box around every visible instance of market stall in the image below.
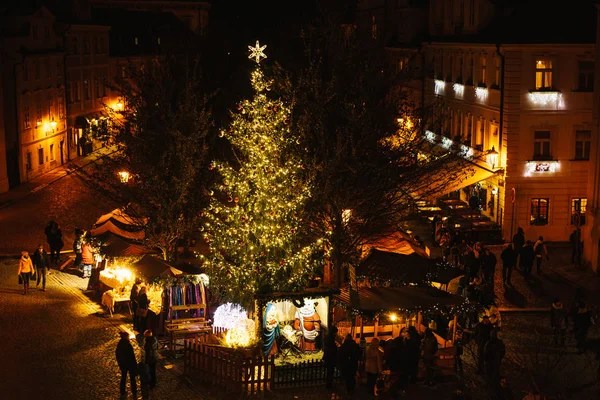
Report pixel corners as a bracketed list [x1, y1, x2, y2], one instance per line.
[91, 208, 146, 241]
[355, 249, 435, 287]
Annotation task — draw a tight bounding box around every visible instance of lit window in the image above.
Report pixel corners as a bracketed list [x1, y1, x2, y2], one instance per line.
[535, 59, 553, 89]
[134, 37, 139, 45]
[571, 198, 587, 225]
[530, 198, 549, 226]
[157, 37, 161, 45]
[479, 55, 487, 86]
[533, 130, 551, 160]
[577, 61, 594, 91]
[574, 130, 591, 160]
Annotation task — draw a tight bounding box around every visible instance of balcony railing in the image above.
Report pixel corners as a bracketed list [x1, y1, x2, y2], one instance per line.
[424, 130, 497, 171]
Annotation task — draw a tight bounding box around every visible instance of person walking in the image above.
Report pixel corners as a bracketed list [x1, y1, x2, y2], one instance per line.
[338, 334, 361, 396]
[484, 330, 506, 390]
[81, 232, 95, 279]
[475, 315, 493, 373]
[130, 279, 141, 331]
[72, 228, 84, 271]
[500, 244, 518, 286]
[422, 328, 438, 387]
[550, 298, 568, 346]
[136, 286, 150, 333]
[365, 338, 383, 396]
[142, 329, 159, 389]
[482, 248, 497, 284]
[521, 241, 536, 278]
[533, 236, 549, 275]
[45, 221, 64, 266]
[115, 331, 137, 399]
[32, 244, 50, 291]
[573, 299, 591, 353]
[17, 251, 36, 295]
[323, 326, 338, 390]
[570, 228, 582, 266]
[512, 227, 525, 270]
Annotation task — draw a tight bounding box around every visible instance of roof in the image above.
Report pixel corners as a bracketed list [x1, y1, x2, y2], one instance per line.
[254, 287, 339, 302]
[334, 285, 465, 314]
[131, 254, 182, 280]
[428, 0, 596, 45]
[356, 249, 435, 284]
[101, 233, 155, 258]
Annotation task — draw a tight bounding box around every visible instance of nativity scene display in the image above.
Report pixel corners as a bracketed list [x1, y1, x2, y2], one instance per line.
[262, 297, 328, 360]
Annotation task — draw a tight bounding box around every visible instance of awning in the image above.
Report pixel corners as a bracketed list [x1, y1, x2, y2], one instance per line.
[356, 249, 435, 284]
[131, 254, 183, 280]
[334, 286, 465, 315]
[411, 157, 495, 203]
[362, 231, 429, 258]
[101, 233, 156, 258]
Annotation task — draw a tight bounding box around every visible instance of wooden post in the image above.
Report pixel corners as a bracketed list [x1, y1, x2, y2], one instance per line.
[451, 314, 458, 343]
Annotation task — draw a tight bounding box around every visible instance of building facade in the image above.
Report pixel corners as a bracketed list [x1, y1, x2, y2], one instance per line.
[359, 0, 599, 271]
[0, 6, 68, 186]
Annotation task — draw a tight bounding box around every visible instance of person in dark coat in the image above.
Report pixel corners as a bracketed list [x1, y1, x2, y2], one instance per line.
[520, 241, 536, 278]
[484, 330, 506, 390]
[45, 221, 64, 266]
[512, 227, 525, 270]
[573, 299, 592, 353]
[475, 316, 493, 373]
[550, 298, 568, 346]
[338, 334, 361, 396]
[482, 248, 497, 284]
[136, 286, 150, 332]
[130, 279, 141, 331]
[142, 329, 159, 389]
[570, 228, 582, 266]
[422, 328, 438, 386]
[322, 326, 338, 390]
[116, 331, 137, 398]
[500, 244, 518, 286]
[32, 244, 50, 291]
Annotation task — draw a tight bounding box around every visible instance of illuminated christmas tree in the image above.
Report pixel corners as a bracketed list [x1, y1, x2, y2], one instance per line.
[203, 43, 323, 306]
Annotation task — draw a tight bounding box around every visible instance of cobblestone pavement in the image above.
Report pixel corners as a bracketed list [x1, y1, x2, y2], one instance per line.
[0, 259, 212, 400]
[0, 171, 116, 255]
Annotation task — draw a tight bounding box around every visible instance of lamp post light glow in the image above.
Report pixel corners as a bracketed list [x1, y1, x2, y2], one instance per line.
[118, 171, 130, 183]
[486, 146, 499, 169]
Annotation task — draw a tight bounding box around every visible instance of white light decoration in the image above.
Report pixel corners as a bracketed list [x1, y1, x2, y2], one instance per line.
[475, 87, 488, 101]
[524, 161, 560, 177]
[225, 318, 256, 348]
[198, 273, 210, 287]
[441, 136, 453, 149]
[213, 302, 247, 329]
[434, 79, 446, 95]
[453, 83, 464, 99]
[424, 130, 436, 143]
[248, 40, 267, 64]
[459, 144, 474, 159]
[528, 92, 564, 109]
[342, 209, 352, 225]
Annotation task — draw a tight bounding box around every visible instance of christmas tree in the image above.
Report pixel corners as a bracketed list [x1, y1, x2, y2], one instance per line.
[203, 45, 323, 306]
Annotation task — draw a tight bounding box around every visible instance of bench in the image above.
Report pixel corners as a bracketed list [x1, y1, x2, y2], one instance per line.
[165, 304, 211, 352]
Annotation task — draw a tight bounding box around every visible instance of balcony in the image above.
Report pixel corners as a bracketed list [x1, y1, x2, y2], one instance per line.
[423, 129, 498, 172]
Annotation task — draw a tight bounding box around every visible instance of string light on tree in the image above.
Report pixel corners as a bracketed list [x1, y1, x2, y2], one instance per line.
[205, 43, 324, 306]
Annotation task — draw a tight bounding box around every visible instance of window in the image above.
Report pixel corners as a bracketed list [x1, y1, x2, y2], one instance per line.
[99, 37, 105, 54]
[371, 16, 377, 40]
[83, 37, 90, 54]
[467, 56, 474, 84]
[58, 93, 65, 119]
[23, 62, 28, 81]
[72, 36, 79, 54]
[466, 114, 473, 144]
[494, 57, 501, 87]
[45, 59, 50, 78]
[531, 198, 549, 225]
[50, 144, 55, 161]
[533, 130, 551, 160]
[26, 152, 32, 171]
[431, 54, 436, 78]
[44, 27, 49, 40]
[94, 37, 99, 54]
[479, 55, 487, 86]
[32, 26, 38, 39]
[134, 37, 139, 45]
[36, 98, 42, 124]
[571, 198, 587, 225]
[157, 37, 161, 45]
[73, 81, 80, 101]
[575, 130, 591, 160]
[535, 59, 553, 89]
[578, 61, 594, 91]
[56, 59, 62, 77]
[38, 147, 44, 166]
[448, 55, 454, 81]
[121, 66, 126, 78]
[469, 0, 475, 26]
[83, 80, 90, 100]
[34, 60, 40, 80]
[475, 117, 485, 150]
[457, 55, 463, 82]
[24, 104, 30, 129]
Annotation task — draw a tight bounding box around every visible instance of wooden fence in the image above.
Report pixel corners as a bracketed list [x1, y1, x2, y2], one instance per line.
[184, 339, 274, 395]
[272, 359, 339, 389]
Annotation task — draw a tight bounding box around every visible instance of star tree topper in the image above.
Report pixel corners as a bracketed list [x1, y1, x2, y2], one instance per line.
[248, 40, 267, 64]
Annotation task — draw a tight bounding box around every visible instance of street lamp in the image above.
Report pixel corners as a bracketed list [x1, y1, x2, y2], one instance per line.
[118, 171, 130, 183]
[487, 146, 499, 169]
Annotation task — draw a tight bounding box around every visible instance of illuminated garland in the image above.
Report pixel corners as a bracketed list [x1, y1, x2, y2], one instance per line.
[332, 297, 479, 319]
[203, 65, 324, 306]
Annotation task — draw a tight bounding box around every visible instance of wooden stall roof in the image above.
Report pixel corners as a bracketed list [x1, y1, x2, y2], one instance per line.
[356, 249, 435, 283]
[334, 285, 465, 314]
[101, 233, 156, 258]
[131, 254, 183, 280]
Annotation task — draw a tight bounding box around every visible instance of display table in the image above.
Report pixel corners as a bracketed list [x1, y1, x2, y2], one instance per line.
[101, 290, 132, 317]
